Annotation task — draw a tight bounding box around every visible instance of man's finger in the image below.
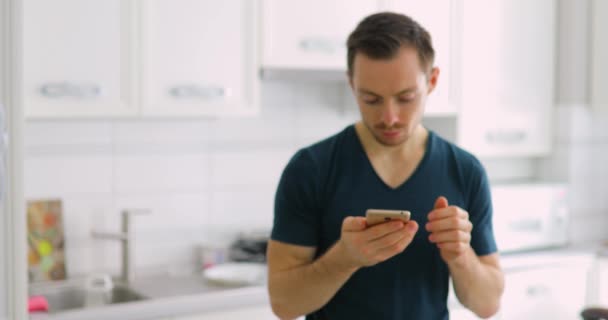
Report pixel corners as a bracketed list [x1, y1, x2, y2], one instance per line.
[374, 221, 419, 259]
[342, 216, 367, 232]
[434, 196, 449, 209]
[426, 215, 470, 232]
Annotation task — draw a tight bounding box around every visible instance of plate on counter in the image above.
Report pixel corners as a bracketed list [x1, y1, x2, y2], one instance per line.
[202, 262, 267, 286]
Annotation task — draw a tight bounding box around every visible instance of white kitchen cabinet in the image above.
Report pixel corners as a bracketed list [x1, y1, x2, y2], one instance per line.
[597, 256, 608, 306]
[261, 0, 381, 71]
[140, 0, 259, 117]
[173, 305, 278, 320]
[591, 0, 608, 111]
[22, 0, 259, 119]
[23, 0, 138, 118]
[457, 0, 555, 157]
[500, 264, 589, 320]
[385, 0, 456, 116]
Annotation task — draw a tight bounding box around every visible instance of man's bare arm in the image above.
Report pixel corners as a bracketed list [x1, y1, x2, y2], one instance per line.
[267, 240, 357, 320]
[267, 216, 419, 319]
[449, 252, 504, 318]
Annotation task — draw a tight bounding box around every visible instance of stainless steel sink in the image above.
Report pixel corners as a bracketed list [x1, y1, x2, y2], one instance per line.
[29, 279, 148, 313]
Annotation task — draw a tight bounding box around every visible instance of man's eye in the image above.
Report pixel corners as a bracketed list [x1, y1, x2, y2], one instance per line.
[364, 100, 380, 105]
[398, 96, 415, 104]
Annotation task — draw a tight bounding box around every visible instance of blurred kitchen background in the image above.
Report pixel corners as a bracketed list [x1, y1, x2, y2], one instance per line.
[2, 0, 608, 319]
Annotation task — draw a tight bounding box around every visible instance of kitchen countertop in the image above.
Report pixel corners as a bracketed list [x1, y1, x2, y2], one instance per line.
[29, 274, 269, 320]
[30, 241, 608, 320]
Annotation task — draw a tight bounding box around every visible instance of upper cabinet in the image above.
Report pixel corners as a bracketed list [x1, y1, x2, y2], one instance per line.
[385, 0, 455, 115]
[140, 0, 258, 117]
[262, 0, 456, 116]
[457, 0, 556, 157]
[23, 0, 138, 118]
[261, 0, 381, 71]
[22, 0, 259, 119]
[591, 0, 608, 111]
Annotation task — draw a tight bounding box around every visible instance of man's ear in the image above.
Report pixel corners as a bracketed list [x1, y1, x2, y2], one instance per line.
[347, 72, 354, 90]
[427, 67, 440, 94]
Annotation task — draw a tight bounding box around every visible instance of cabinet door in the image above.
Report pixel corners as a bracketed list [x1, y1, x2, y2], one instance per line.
[23, 0, 137, 118]
[591, 0, 608, 111]
[386, 0, 455, 116]
[141, 0, 259, 117]
[175, 305, 279, 320]
[598, 257, 608, 306]
[262, 0, 380, 70]
[458, 0, 555, 157]
[501, 265, 589, 320]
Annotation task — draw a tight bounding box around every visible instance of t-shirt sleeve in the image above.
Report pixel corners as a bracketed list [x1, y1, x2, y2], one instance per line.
[467, 161, 498, 256]
[271, 149, 321, 247]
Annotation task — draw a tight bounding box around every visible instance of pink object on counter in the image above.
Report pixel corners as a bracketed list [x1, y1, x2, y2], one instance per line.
[28, 296, 49, 313]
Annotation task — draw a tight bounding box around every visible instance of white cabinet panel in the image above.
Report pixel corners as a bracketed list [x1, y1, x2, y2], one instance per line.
[591, 0, 608, 111]
[598, 257, 608, 306]
[23, 0, 137, 118]
[262, 0, 381, 70]
[386, 0, 455, 116]
[141, 0, 259, 117]
[175, 305, 278, 320]
[458, 0, 555, 157]
[501, 265, 589, 320]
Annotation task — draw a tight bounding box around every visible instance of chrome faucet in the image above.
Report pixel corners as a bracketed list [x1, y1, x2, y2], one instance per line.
[92, 209, 150, 285]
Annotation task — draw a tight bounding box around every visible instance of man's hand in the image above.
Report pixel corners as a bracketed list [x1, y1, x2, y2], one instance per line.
[426, 196, 474, 265]
[336, 216, 419, 269]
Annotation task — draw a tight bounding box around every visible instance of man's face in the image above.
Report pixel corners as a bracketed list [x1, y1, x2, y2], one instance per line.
[349, 47, 438, 147]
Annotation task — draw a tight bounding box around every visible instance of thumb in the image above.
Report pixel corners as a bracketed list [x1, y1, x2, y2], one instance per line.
[434, 196, 449, 209]
[342, 216, 367, 232]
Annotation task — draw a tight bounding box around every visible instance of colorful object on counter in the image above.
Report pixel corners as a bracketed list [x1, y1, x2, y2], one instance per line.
[27, 296, 49, 313]
[27, 199, 67, 281]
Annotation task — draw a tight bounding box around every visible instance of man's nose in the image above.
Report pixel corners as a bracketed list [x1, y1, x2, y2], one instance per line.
[381, 102, 399, 127]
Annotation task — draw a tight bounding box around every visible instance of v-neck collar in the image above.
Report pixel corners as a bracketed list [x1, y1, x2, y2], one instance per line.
[350, 125, 433, 191]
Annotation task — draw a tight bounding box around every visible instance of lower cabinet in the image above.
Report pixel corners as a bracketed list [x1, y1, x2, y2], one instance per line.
[171, 254, 598, 320]
[597, 256, 608, 307]
[500, 264, 589, 320]
[449, 255, 594, 320]
[172, 305, 278, 320]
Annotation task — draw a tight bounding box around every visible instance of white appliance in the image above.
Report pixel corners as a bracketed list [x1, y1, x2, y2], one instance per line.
[491, 183, 569, 253]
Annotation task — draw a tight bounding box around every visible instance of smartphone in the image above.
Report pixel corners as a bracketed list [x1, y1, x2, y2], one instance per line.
[365, 209, 411, 226]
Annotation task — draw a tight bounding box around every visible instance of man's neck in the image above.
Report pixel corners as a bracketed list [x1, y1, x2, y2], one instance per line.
[354, 122, 428, 161]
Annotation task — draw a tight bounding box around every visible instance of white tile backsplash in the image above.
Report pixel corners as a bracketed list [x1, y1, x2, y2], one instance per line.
[25, 154, 113, 196]
[25, 121, 112, 148]
[569, 212, 608, 243]
[559, 105, 608, 143]
[209, 188, 275, 232]
[111, 119, 214, 146]
[210, 150, 294, 188]
[23, 82, 608, 277]
[110, 193, 211, 232]
[113, 153, 210, 193]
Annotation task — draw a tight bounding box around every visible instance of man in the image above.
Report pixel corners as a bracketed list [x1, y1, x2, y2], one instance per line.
[267, 12, 504, 320]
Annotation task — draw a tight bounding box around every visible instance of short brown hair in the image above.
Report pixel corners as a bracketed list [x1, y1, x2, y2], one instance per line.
[346, 12, 435, 77]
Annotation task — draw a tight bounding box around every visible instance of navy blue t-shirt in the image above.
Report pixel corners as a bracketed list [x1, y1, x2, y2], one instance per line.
[271, 125, 497, 320]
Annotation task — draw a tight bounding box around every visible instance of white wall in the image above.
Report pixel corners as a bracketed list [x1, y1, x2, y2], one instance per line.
[538, 0, 608, 242]
[0, 107, 7, 317]
[0, 0, 8, 315]
[24, 80, 362, 276]
[26, 79, 608, 278]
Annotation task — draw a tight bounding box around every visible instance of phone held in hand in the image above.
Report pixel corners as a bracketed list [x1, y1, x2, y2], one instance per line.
[365, 209, 411, 226]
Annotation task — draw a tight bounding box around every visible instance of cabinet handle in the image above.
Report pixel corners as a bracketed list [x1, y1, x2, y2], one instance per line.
[299, 37, 342, 54]
[485, 130, 527, 144]
[40, 82, 101, 99]
[526, 285, 550, 297]
[169, 85, 229, 100]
